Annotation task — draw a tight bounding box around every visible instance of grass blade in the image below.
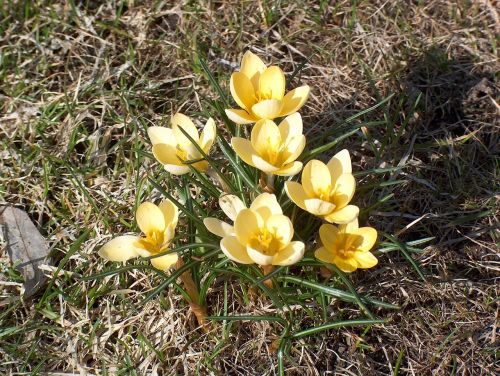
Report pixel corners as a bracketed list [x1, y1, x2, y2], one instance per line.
[206, 315, 287, 324]
[279, 276, 399, 310]
[383, 233, 427, 282]
[291, 318, 385, 339]
[140, 248, 221, 305]
[328, 264, 376, 318]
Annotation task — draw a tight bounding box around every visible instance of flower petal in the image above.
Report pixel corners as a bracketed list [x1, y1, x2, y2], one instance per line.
[284, 181, 308, 211]
[234, 208, 263, 245]
[192, 160, 209, 173]
[319, 223, 339, 250]
[147, 126, 175, 146]
[302, 159, 332, 198]
[200, 117, 216, 153]
[353, 251, 378, 269]
[171, 113, 199, 147]
[220, 236, 254, 264]
[351, 227, 378, 252]
[251, 99, 283, 120]
[240, 51, 267, 89]
[251, 155, 280, 173]
[333, 256, 358, 272]
[219, 194, 246, 221]
[247, 246, 274, 265]
[250, 193, 282, 220]
[304, 198, 335, 216]
[279, 113, 305, 164]
[203, 217, 234, 237]
[225, 109, 258, 125]
[275, 161, 303, 176]
[164, 164, 190, 175]
[280, 85, 310, 116]
[332, 173, 356, 209]
[251, 119, 281, 156]
[266, 214, 293, 246]
[152, 144, 182, 166]
[136, 202, 166, 235]
[230, 72, 256, 111]
[283, 136, 306, 165]
[231, 137, 257, 167]
[158, 199, 178, 228]
[150, 252, 178, 270]
[324, 205, 359, 224]
[278, 112, 303, 141]
[314, 246, 334, 264]
[259, 66, 285, 100]
[327, 149, 352, 183]
[98, 235, 142, 262]
[343, 218, 359, 233]
[273, 241, 305, 266]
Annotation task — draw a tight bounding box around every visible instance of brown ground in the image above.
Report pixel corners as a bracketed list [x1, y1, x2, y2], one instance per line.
[1, 1, 498, 375]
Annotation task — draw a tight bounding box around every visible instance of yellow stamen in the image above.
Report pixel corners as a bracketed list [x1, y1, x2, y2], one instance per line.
[137, 230, 169, 254]
[249, 227, 283, 256]
[317, 185, 332, 202]
[254, 88, 273, 102]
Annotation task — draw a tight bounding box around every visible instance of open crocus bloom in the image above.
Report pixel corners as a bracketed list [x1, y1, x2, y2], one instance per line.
[98, 200, 179, 270]
[148, 113, 216, 175]
[225, 51, 310, 124]
[285, 149, 359, 224]
[219, 193, 305, 266]
[231, 113, 305, 176]
[315, 219, 378, 272]
[203, 194, 246, 237]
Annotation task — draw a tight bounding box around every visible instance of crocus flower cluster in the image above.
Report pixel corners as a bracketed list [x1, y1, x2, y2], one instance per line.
[99, 50, 378, 278]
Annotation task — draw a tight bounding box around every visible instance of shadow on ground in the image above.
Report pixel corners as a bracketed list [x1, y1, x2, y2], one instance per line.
[298, 46, 499, 375]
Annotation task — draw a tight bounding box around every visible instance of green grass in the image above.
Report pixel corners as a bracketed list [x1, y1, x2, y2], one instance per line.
[1, 1, 498, 375]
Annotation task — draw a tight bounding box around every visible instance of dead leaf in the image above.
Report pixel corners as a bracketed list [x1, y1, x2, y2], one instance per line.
[0, 206, 51, 297]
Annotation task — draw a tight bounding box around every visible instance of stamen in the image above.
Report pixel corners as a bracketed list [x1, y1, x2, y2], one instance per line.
[249, 227, 283, 256]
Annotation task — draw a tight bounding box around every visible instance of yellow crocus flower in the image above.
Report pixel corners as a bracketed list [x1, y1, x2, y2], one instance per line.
[315, 219, 378, 272]
[98, 200, 179, 270]
[231, 113, 305, 176]
[225, 51, 310, 124]
[219, 193, 305, 266]
[285, 149, 359, 224]
[148, 113, 216, 175]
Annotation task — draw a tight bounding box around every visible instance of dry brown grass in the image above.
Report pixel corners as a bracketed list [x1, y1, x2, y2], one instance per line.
[1, 1, 498, 375]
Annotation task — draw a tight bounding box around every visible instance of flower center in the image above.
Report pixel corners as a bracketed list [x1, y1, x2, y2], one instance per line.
[139, 230, 168, 254]
[254, 88, 274, 102]
[260, 135, 299, 167]
[336, 234, 358, 258]
[261, 139, 284, 166]
[317, 185, 333, 202]
[248, 227, 283, 256]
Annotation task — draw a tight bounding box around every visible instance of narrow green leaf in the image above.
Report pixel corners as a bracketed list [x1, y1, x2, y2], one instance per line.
[393, 349, 405, 376]
[197, 54, 229, 107]
[279, 276, 399, 309]
[383, 233, 427, 282]
[140, 248, 221, 305]
[353, 166, 403, 177]
[38, 229, 91, 307]
[377, 237, 434, 253]
[291, 318, 385, 339]
[217, 136, 261, 194]
[82, 264, 166, 281]
[328, 264, 375, 319]
[206, 315, 287, 324]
